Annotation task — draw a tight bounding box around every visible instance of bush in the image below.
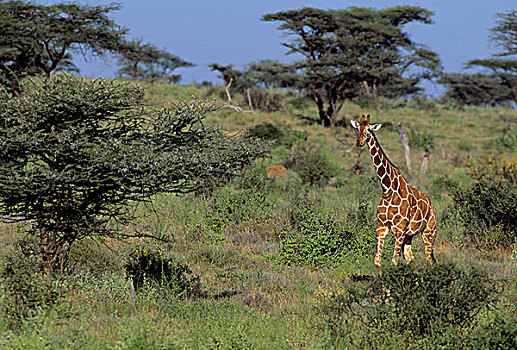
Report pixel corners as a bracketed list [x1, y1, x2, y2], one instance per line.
[466, 153, 517, 185]
[285, 146, 336, 186]
[0, 252, 65, 328]
[279, 207, 352, 267]
[209, 188, 271, 226]
[407, 127, 435, 148]
[471, 313, 517, 350]
[318, 262, 499, 347]
[450, 180, 517, 249]
[245, 122, 283, 143]
[124, 245, 200, 298]
[245, 87, 284, 112]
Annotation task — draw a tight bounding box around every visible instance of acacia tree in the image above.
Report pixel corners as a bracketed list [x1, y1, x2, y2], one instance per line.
[439, 73, 514, 106]
[247, 60, 299, 89]
[117, 39, 193, 83]
[441, 10, 517, 106]
[263, 6, 441, 127]
[0, 75, 269, 272]
[490, 9, 517, 55]
[0, 0, 126, 95]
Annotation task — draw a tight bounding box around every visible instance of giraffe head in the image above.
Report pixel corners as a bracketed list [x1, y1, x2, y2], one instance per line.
[350, 115, 382, 147]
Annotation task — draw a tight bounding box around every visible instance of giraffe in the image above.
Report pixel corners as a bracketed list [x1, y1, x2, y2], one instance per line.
[350, 115, 437, 268]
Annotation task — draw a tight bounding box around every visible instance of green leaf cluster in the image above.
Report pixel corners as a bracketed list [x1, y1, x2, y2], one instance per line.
[0, 75, 269, 271]
[263, 6, 442, 127]
[116, 38, 194, 84]
[0, 0, 126, 94]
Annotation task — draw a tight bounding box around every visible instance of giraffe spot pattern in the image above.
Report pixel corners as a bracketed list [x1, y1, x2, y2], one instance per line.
[355, 118, 437, 267]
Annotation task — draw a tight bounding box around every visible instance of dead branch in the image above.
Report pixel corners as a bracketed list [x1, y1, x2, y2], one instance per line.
[225, 78, 233, 103]
[420, 145, 432, 176]
[397, 122, 412, 175]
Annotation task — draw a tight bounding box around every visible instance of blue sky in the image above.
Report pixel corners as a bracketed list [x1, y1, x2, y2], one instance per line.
[42, 0, 517, 96]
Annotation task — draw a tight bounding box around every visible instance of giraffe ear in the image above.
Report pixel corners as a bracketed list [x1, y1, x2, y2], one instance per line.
[350, 120, 359, 129]
[370, 123, 382, 131]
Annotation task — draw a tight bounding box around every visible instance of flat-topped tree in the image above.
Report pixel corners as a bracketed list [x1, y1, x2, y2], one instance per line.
[441, 10, 517, 106]
[116, 38, 194, 84]
[0, 75, 269, 272]
[0, 0, 126, 95]
[263, 6, 441, 128]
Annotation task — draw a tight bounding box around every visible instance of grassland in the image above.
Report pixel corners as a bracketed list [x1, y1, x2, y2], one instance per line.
[0, 82, 516, 349]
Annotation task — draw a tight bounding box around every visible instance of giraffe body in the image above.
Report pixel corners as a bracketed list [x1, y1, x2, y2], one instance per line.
[351, 115, 437, 267]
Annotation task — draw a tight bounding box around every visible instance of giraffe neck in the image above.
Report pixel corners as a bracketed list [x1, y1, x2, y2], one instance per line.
[367, 133, 400, 195]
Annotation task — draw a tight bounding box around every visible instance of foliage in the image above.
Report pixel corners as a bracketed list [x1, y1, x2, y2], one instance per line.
[245, 122, 284, 142]
[208, 63, 253, 100]
[407, 127, 435, 148]
[285, 146, 336, 186]
[318, 263, 499, 347]
[263, 6, 441, 127]
[247, 59, 298, 89]
[0, 0, 126, 95]
[245, 87, 284, 112]
[471, 313, 517, 350]
[0, 251, 65, 328]
[439, 73, 515, 106]
[124, 244, 200, 297]
[491, 9, 517, 56]
[445, 10, 517, 106]
[279, 207, 352, 267]
[116, 38, 193, 83]
[0, 75, 269, 271]
[208, 188, 271, 226]
[467, 153, 517, 185]
[450, 180, 517, 249]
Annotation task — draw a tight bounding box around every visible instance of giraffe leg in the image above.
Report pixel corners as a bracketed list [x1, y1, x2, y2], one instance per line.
[422, 226, 437, 264]
[391, 226, 405, 266]
[374, 226, 389, 268]
[402, 235, 415, 262]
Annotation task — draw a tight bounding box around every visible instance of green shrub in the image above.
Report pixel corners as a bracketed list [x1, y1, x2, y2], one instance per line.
[208, 188, 271, 225]
[318, 262, 499, 347]
[285, 146, 336, 186]
[124, 245, 200, 298]
[279, 208, 352, 267]
[467, 153, 517, 185]
[245, 87, 284, 112]
[407, 127, 435, 148]
[245, 122, 284, 142]
[471, 313, 517, 350]
[232, 162, 271, 191]
[245, 122, 307, 149]
[450, 180, 517, 249]
[0, 252, 65, 328]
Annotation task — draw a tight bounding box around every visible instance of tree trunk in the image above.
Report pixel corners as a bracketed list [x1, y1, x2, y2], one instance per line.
[314, 91, 329, 126]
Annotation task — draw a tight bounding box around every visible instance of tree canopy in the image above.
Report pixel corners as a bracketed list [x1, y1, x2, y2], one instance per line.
[0, 75, 269, 271]
[0, 0, 126, 95]
[263, 6, 441, 127]
[117, 39, 194, 83]
[490, 9, 517, 56]
[441, 9, 517, 106]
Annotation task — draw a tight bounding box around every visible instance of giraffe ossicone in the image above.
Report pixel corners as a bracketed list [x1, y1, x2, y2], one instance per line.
[351, 114, 437, 268]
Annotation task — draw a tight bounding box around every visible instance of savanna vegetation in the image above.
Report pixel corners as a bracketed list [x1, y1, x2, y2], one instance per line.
[0, 78, 515, 349]
[0, 1, 516, 349]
